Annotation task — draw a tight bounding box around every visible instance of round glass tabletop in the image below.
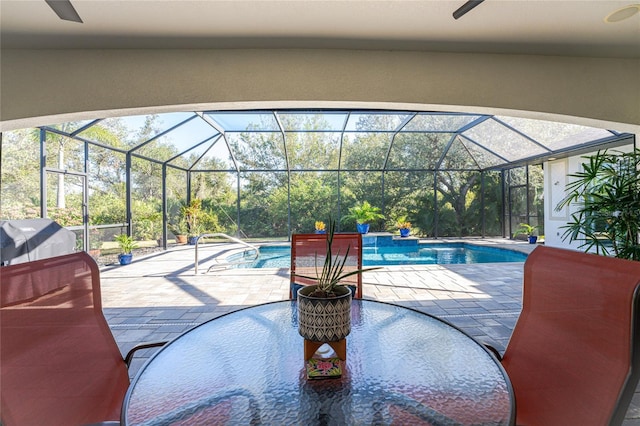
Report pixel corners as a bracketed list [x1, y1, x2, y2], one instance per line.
[123, 299, 514, 425]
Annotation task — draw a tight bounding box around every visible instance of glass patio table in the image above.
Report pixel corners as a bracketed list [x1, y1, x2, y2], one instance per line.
[122, 299, 514, 425]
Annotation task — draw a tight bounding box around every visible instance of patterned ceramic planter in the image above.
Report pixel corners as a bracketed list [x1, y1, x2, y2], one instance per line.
[297, 285, 352, 342]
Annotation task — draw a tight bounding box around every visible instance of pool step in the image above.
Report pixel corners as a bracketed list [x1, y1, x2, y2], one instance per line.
[362, 232, 419, 247]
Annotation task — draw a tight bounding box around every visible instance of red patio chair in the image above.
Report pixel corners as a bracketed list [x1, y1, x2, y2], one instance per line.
[290, 232, 363, 299]
[0, 252, 164, 426]
[497, 246, 640, 425]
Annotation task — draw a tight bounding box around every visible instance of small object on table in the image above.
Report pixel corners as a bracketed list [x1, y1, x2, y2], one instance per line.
[304, 338, 346, 361]
[306, 357, 342, 380]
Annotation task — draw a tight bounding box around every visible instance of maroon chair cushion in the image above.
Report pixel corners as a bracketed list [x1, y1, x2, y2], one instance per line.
[1, 252, 130, 425]
[502, 246, 640, 425]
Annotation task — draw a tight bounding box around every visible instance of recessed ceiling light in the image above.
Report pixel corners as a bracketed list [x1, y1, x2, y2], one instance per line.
[604, 4, 640, 23]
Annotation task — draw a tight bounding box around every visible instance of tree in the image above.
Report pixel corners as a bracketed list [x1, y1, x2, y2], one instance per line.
[284, 174, 337, 234]
[0, 129, 40, 218]
[436, 170, 480, 236]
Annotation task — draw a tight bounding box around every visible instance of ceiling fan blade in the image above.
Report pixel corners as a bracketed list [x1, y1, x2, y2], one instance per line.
[453, 0, 485, 20]
[45, 0, 83, 23]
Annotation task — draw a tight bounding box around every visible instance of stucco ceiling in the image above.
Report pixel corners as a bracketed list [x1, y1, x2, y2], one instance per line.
[2, 1, 639, 58]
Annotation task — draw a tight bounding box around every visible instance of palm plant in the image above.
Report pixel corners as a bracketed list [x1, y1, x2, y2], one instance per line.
[556, 148, 640, 261]
[168, 218, 187, 236]
[182, 199, 204, 237]
[515, 223, 537, 237]
[395, 215, 412, 230]
[114, 234, 138, 254]
[342, 201, 384, 225]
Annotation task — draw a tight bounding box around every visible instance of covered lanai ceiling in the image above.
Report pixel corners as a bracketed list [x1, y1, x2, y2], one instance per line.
[2, 1, 639, 58]
[43, 110, 629, 172]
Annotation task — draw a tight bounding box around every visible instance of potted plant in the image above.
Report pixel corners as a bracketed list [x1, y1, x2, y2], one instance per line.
[143, 211, 163, 246]
[397, 221, 412, 238]
[395, 215, 412, 237]
[182, 199, 205, 245]
[342, 201, 385, 234]
[515, 223, 538, 244]
[114, 234, 138, 265]
[314, 221, 326, 234]
[168, 219, 188, 244]
[187, 227, 203, 245]
[294, 220, 380, 348]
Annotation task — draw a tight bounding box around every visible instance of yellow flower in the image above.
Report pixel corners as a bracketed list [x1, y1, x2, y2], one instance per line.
[315, 221, 326, 231]
[397, 221, 411, 229]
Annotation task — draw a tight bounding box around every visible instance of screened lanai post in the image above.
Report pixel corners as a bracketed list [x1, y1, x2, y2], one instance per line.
[481, 171, 485, 237]
[82, 158, 89, 252]
[83, 139, 90, 251]
[273, 112, 293, 239]
[161, 163, 167, 249]
[501, 169, 507, 238]
[287, 171, 292, 240]
[186, 171, 191, 209]
[57, 134, 65, 209]
[381, 171, 385, 216]
[125, 152, 133, 237]
[507, 177, 512, 238]
[433, 171, 438, 238]
[236, 172, 241, 238]
[336, 111, 349, 232]
[39, 128, 46, 218]
[337, 170, 342, 229]
[526, 165, 531, 225]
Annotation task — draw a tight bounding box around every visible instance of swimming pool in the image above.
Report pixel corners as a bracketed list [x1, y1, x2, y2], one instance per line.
[229, 242, 527, 269]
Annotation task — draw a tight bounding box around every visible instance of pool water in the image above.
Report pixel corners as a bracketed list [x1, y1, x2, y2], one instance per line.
[230, 243, 527, 269]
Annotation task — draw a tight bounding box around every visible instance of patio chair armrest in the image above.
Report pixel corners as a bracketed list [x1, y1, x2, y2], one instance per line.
[483, 343, 503, 361]
[124, 341, 167, 368]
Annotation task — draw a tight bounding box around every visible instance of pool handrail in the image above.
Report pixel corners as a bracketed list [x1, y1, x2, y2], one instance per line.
[194, 233, 259, 274]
